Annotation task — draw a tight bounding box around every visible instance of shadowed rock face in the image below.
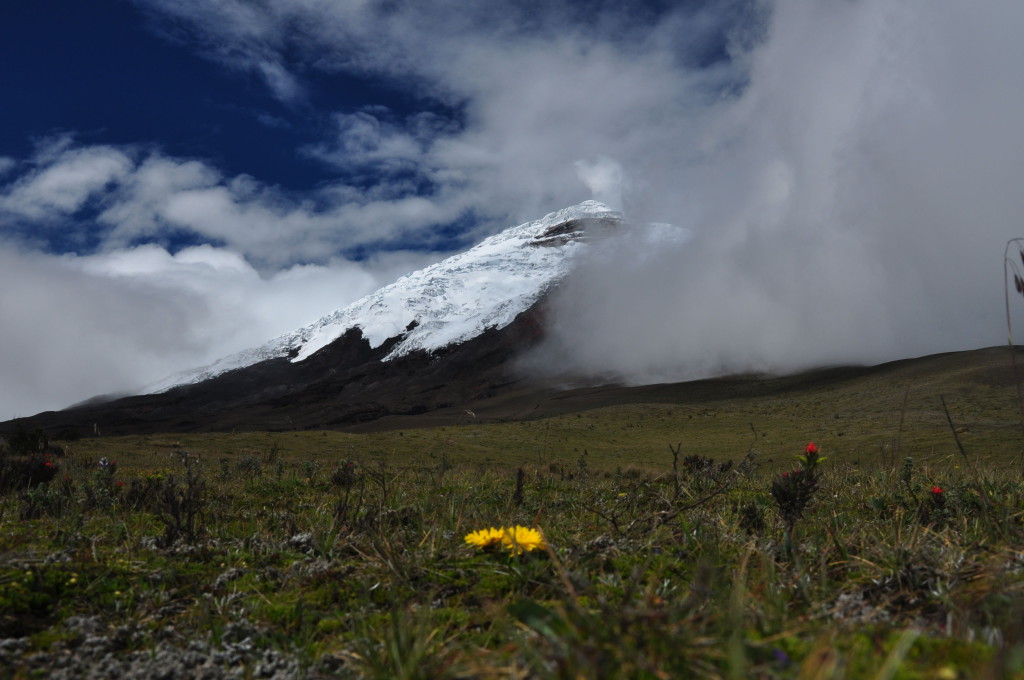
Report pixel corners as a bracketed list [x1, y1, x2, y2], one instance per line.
[1, 298, 550, 437]
[529, 215, 622, 247]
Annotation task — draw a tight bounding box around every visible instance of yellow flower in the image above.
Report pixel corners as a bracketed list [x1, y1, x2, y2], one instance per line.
[466, 525, 547, 555]
[464, 527, 504, 550]
[501, 525, 546, 555]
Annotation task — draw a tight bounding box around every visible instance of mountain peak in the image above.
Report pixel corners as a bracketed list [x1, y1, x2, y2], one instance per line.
[147, 201, 624, 392]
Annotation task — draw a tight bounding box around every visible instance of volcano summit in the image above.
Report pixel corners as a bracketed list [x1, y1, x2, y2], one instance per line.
[7, 201, 643, 434]
[148, 200, 624, 393]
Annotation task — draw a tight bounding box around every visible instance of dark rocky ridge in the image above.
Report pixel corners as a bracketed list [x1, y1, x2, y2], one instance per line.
[529, 215, 622, 247]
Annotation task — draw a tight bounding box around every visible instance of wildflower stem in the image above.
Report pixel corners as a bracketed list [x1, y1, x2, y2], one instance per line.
[939, 395, 970, 470]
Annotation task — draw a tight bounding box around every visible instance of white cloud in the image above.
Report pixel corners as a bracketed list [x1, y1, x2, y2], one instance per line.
[0, 245, 201, 419]
[574, 158, 625, 212]
[98, 155, 222, 244]
[135, 0, 308, 103]
[0, 241, 443, 418]
[304, 111, 447, 176]
[255, 58, 304, 103]
[529, 0, 1024, 382]
[0, 139, 467, 269]
[0, 145, 134, 222]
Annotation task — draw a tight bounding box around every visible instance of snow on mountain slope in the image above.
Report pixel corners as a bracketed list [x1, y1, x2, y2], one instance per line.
[147, 201, 623, 392]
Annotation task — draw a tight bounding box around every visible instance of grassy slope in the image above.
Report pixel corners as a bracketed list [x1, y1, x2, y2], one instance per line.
[3, 346, 1024, 678]
[65, 346, 1024, 474]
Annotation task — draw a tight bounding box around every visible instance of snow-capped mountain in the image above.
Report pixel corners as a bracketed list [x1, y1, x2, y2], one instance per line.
[148, 200, 624, 393]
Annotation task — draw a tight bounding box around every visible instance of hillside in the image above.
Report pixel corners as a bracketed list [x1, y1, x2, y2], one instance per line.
[9, 346, 1021, 476]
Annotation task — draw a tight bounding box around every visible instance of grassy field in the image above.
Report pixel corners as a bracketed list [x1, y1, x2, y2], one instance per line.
[3, 347, 1024, 678]
[54, 347, 1024, 474]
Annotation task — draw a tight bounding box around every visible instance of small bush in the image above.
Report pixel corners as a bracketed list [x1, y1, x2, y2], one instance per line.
[236, 455, 262, 476]
[330, 460, 360, 489]
[156, 451, 207, 546]
[771, 442, 825, 536]
[0, 454, 59, 493]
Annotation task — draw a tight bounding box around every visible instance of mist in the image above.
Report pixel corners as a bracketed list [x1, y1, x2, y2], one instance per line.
[528, 0, 1024, 383]
[0, 243, 438, 419]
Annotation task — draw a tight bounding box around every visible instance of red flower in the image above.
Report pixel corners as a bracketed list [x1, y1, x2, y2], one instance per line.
[805, 442, 819, 455]
[116, 481, 124, 487]
[931, 486, 943, 494]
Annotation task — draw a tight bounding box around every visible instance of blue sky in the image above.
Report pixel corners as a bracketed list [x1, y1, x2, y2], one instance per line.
[3, 1, 300, 182]
[0, 0, 473, 257]
[2, 0, 1024, 419]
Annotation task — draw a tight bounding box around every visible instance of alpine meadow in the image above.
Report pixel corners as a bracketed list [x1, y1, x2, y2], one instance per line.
[4, 341, 1024, 677]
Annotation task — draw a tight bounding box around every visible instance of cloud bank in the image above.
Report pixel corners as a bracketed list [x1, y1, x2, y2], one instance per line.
[532, 0, 1024, 382]
[0, 240, 435, 418]
[3, 0, 1023, 416]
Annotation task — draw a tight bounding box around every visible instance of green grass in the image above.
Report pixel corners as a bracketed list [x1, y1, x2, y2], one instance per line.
[43, 347, 1024, 477]
[3, 424, 1024, 678]
[3, 347, 1024, 677]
